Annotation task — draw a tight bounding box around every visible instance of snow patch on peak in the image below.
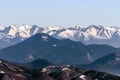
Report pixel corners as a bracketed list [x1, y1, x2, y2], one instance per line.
[31, 25, 42, 35]
[19, 25, 31, 31]
[19, 25, 31, 38]
[42, 26, 65, 34]
[47, 26, 64, 30]
[10, 25, 17, 29]
[8, 25, 18, 38]
[58, 30, 78, 40]
[0, 26, 5, 31]
[42, 35, 48, 41]
[88, 25, 105, 29]
[68, 25, 85, 30]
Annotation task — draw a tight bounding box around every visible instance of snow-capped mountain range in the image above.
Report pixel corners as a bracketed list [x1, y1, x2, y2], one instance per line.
[0, 24, 120, 49]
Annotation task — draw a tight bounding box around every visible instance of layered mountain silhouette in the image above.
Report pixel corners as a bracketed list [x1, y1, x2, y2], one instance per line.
[0, 33, 118, 65]
[1, 25, 120, 49]
[80, 52, 120, 76]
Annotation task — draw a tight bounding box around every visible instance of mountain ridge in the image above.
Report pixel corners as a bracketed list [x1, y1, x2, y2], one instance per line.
[0, 25, 120, 48]
[0, 33, 117, 65]
[79, 52, 120, 76]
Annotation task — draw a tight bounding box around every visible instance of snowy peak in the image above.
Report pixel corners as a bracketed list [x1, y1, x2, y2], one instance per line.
[30, 25, 43, 35]
[46, 26, 64, 31]
[8, 25, 18, 37]
[0, 24, 120, 48]
[0, 26, 5, 31]
[18, 25, 31, 38]
[85, 25, 111, 39]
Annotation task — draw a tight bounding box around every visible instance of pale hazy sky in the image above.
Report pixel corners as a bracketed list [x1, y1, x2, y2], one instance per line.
[0, 0, 120, 27]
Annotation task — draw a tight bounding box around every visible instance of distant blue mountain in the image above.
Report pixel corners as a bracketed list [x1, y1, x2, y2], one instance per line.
[0, 33, 118, 65]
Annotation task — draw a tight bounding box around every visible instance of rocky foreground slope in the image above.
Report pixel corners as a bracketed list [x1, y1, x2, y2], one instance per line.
[0, 59, 120, 80]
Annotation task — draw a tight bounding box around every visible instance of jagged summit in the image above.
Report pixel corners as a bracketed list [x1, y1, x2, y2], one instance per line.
[0, 24, 120, 49]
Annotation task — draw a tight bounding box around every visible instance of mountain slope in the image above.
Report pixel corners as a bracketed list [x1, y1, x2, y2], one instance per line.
[0, 33, 117, 65]
[80, 52, 120, 76]
[0, 33, 89, 64]
[0, 25, 120, 49]
[87, 44, 116, 60]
